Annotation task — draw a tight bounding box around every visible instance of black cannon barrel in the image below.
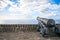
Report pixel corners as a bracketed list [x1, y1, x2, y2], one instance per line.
[37, 17, 55, 27]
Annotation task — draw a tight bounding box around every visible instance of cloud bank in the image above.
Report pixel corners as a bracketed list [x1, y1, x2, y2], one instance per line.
[0, 0, 60, 24]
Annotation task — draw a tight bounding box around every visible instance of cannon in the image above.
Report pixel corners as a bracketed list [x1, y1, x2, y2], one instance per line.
[36, 17, 56, 37]
[37, 17, 55, 27]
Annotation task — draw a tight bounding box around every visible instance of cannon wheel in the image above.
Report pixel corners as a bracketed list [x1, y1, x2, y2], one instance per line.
[41, 31, 45, 37]
[40, 28, 46, 37]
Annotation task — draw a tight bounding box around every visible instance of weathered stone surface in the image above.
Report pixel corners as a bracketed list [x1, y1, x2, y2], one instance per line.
[0, 32, 60, 40]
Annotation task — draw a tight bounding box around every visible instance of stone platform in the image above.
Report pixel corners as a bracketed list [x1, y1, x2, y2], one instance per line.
[0, 32, 60, 40]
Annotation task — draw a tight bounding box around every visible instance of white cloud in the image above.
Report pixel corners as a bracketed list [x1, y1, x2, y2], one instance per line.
[0, 0, 48, 20]
[0, 0, 60, 24]
[0, 0, 8, 11]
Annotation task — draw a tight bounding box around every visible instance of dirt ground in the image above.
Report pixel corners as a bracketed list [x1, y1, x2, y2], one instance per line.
[0, 32, 60, 40]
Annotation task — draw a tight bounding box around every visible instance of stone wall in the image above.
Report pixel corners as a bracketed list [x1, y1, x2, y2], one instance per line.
[0, 24, 37, 32]
[0, 24, 60, 32]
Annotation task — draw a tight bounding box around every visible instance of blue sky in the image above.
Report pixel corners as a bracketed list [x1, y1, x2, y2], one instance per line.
[50, 0, 60, 5]
[0, 0, 60, 24]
